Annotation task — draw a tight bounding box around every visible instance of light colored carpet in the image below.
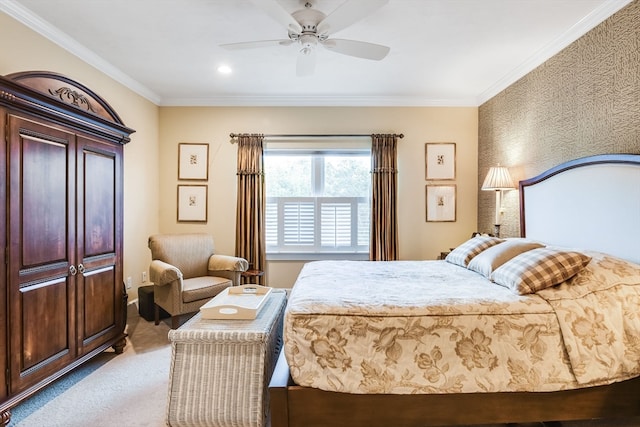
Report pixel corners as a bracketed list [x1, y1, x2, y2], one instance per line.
[10, 303, 173, 427]
[8, 303, 640, 427]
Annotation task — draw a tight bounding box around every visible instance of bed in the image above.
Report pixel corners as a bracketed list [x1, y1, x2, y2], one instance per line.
[268, 153, 640, 427]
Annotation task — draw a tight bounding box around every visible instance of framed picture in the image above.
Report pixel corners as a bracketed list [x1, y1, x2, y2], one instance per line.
[425, 142, 456, 180]
[178, 143, 209, 180]
[177, 185, 208, 222]
[426, 185, 456, 222]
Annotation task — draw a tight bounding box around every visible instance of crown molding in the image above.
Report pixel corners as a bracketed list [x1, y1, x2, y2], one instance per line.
[0, 0, 162, 104]
[159, 95, 479, 107]
[476, 0, 632, 106]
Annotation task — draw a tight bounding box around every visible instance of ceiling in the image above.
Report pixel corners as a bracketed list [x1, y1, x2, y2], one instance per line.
[1, 0, 631, 107]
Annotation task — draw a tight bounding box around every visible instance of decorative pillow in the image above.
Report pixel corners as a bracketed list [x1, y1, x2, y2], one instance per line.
[467, 240, 544, 278]
[445, 236, 504, 267]
[491, 248, 592, 295]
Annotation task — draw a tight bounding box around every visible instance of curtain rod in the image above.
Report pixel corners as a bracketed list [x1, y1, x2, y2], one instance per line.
[229, 133, 403, 142]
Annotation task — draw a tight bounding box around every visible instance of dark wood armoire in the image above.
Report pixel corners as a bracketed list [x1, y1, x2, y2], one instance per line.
[0, 71, 135, 425]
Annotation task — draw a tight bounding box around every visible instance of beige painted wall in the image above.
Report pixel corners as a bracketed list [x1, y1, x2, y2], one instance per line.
[0, 13, 161, 300]
[159, 107, 478, 287]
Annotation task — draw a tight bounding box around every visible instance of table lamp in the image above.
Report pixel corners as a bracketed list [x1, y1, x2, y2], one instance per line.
[481, 166, 515, 237]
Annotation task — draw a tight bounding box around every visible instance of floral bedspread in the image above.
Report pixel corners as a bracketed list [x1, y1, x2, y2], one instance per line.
[283, 255, 640, 394]
[537, 251, 640, 385]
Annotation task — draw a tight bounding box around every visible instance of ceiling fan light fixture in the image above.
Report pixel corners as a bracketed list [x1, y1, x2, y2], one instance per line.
[299, 34, 317, 47]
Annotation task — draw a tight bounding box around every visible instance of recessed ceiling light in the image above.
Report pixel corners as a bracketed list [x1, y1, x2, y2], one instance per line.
[217, 65, 232, 74]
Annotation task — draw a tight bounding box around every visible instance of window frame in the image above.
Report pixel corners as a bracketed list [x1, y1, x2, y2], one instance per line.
[264, 147, 371, 261]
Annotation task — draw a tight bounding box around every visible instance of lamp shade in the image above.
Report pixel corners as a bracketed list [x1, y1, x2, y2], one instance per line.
[481, 166, 515, 190]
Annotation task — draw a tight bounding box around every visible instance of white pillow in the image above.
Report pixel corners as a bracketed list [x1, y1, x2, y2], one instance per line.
[467, 240, 544, 278]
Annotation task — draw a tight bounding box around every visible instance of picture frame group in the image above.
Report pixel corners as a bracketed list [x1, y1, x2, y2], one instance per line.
[177, 143, 209, 222]
[425, 142, 457, 222]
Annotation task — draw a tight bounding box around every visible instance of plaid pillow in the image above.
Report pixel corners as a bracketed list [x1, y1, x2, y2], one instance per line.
[491, 248, 592, 294]
[445, 236, 504, 267]
[467, 240, 544, 278]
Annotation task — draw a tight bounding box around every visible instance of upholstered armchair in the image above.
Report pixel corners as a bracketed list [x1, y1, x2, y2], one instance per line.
[148, 233, 248, 329]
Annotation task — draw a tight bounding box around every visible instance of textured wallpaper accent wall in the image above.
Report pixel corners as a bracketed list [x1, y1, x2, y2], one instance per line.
[478, 0, 639, 237]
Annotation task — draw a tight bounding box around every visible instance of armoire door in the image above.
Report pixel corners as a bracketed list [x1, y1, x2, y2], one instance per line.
[75, 134, 124, 355]
[6, 115, 78, 393]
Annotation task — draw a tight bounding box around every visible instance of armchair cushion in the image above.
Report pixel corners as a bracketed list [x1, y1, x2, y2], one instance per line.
[208, 254, 249, 272]
[182, 276, 232, 303]
[149, 260, 182, 286]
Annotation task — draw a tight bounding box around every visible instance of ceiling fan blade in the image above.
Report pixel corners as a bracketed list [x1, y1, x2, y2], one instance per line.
[321, 39, 390, 60]
[220, 39, 293, 50]
[250, 0, 302, 33]
[296, 48, 317, 77]
[317, 0, 388, 36]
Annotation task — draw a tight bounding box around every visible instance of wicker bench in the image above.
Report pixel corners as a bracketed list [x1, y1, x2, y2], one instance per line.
[166, 289, 286, 427]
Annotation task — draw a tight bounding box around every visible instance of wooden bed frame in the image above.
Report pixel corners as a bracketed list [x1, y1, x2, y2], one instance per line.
[268, 153, 640, 427]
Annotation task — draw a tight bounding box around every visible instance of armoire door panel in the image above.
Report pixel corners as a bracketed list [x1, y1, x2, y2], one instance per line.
[81, 266, 117, 347]
[13, 122, 74, 269]
[8, 118, 75, 282]
[11, 277, 74, 393]
[82, 147, 116, 257]
[19, 278, 71, 369]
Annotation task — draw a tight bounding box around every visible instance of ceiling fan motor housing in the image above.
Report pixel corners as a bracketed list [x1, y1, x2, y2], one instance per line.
[292, 7, 326, 31]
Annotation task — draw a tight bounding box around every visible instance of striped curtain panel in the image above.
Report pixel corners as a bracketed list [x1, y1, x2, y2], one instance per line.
[370, 134, 399, 261]
[235, 134, 266, 284]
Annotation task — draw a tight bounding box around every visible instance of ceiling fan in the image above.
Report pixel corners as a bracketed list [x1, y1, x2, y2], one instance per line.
[220, 0, 390, 77]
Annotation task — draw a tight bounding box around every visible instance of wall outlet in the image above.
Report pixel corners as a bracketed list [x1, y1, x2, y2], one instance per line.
[126, 276, 132, 289]
[142, 271, 147, 283]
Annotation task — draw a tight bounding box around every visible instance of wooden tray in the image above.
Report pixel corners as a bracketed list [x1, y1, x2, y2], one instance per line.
[200, 285, 273, 320]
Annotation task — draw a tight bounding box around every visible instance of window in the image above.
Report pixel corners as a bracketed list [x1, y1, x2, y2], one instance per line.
[264, 147, 371, 259]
